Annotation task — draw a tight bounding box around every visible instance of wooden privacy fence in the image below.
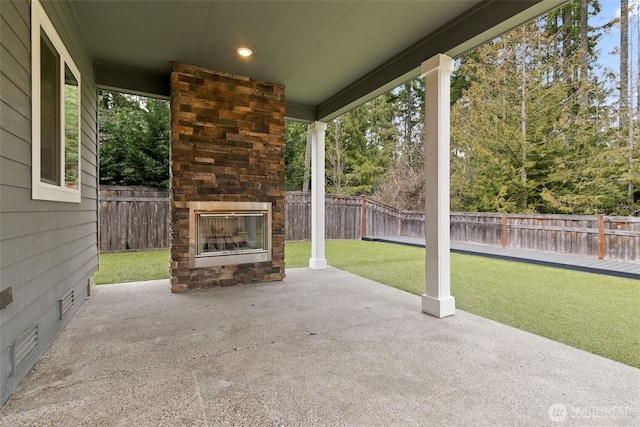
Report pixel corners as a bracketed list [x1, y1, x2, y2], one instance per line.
[450, 212, 640, 263]
[284, 192, 639, 263]
[285, 193, 423, 240]
[99, 186, 170, 252]
[100, 188, 639, 262]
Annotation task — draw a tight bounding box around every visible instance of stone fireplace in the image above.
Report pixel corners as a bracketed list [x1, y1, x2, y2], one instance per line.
[170, 63, 285, 292]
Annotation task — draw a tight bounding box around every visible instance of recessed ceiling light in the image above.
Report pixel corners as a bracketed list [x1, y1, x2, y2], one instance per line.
[237, 47, 253, 57]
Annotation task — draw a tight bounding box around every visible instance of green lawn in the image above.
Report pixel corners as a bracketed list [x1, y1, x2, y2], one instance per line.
[96, 241, 640, 368]
[95, 250, 169, 285]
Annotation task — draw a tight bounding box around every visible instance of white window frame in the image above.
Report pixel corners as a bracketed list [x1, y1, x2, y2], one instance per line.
[31, 0, 82, 203]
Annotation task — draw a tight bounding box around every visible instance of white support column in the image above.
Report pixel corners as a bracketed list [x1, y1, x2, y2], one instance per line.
[421, 54, 455, 318]
[309, 121, 328, 269]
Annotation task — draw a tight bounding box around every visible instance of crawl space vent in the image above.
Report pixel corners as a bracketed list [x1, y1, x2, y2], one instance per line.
[10, 322, 38, 376]
[59, 289, 74, 320]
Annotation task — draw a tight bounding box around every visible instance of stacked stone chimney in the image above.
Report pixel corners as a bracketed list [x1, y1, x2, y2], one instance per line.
[170, 63, 285, 292]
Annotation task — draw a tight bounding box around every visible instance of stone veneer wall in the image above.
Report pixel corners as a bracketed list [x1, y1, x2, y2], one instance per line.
[170, 62, 285, 292]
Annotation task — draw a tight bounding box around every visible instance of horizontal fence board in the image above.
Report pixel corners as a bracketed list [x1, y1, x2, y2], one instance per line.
[507, 224, 597, 234]
[99, 187, 639, 263]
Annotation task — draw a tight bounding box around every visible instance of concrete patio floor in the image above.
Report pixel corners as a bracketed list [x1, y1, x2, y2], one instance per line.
[1, 268, 638, 426]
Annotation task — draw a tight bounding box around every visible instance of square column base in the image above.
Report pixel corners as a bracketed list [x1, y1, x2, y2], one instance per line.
[309, 258, 327, 270]
[422, 295, 455, 318]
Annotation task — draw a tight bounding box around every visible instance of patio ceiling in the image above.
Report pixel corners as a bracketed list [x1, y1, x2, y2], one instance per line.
[68, 0, 566, 122]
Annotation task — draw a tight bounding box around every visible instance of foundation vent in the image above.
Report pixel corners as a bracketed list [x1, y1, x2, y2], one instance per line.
[59, 289, 74, 320]
[10, 322, 38, 376]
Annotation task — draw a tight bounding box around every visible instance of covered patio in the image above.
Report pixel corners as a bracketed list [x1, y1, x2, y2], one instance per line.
[77, 0, 573, 314]
[5, 0, 633, 410]
[2, 269, 637, 425]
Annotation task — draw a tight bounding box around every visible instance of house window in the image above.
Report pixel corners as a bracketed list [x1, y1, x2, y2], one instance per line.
[31, 0, 81, 203]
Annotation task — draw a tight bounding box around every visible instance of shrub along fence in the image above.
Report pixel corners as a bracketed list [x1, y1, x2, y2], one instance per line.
[99, 187, 639, 262]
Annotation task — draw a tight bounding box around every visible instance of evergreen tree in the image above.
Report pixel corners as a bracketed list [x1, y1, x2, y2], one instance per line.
[99, 92, 170, 188]
[450, 51, 480, 107]
[373, 78, 426, 209]
[450, 2, 631, 214]
[287, 0, 638, 215]
[324, 97, 396, 195]
[284, 121, 307, 191]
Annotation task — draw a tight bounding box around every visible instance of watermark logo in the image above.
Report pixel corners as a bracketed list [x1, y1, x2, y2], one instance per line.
[548, 403, 632, 423]
[548, 403, 568, 422]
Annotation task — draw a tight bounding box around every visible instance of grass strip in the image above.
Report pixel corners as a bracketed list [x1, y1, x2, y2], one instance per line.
[94, 250, 169, 285]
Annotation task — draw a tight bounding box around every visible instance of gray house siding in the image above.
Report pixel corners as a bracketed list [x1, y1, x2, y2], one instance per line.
[0, 0, 99, 404]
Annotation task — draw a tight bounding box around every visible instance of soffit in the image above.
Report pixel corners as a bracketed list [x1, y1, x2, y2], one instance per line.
[66, 0, 565, 121]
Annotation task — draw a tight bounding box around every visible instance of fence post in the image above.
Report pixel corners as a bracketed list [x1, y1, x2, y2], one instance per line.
[502, 213, 507, 248]
[360, 196, 366, 238]
[398, 212, 403, 236]
[598, 215, 605, 260]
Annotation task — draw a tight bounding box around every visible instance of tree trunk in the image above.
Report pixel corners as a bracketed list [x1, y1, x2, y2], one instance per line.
[302, 132, 311, 192]
[404, 82, 412, 163]
[629, 1, 638, 204]
[328, 119, 345, 194]
[562, 6, 573, 84]
[404, 82, 413, 150]
[553, 14, 560, 80]
[579, 0, 589, 106]
[620, 0, 629, 129]
[629, 115, 634, 203]
[633, 2, 639, 204]
[520, 36, 528, 210]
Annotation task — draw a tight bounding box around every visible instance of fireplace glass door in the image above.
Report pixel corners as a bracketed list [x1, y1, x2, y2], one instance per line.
[197, 213, 266, 256]
[189, 201, 272, 268]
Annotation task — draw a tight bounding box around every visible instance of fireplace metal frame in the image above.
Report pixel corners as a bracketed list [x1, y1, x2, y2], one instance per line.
[188, 201, 272, 268]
